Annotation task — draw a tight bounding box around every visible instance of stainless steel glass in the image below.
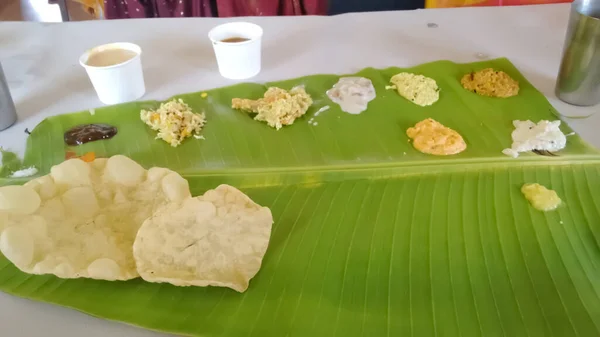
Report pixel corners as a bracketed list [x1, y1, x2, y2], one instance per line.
[555, 0, 600, 107]
[0, 63, 17, 131]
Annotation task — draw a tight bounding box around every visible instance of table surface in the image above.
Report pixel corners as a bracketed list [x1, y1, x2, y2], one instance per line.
[1, 4, 599, 336]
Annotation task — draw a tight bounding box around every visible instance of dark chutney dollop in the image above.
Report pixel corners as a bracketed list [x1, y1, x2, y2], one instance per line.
[64, 124, 117, 146]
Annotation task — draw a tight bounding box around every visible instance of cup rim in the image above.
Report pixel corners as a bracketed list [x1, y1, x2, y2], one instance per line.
[208, 22, 263, 46]
[79, 42, 142, 70]
[572, 0, 600, 21]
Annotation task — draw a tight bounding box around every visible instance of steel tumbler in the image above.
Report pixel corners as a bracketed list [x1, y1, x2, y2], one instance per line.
[555, 0, 600, 107]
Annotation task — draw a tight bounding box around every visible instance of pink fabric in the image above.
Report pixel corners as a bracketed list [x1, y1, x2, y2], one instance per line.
[104, 0, 326, 19]
[104, 0, 213, 19]
[216, 0, 326, 16]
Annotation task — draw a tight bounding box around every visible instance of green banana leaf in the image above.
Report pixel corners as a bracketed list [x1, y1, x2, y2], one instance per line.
[0, 58, 599, 337]
[13, 57, 599, 178]
[0, 148, 23, 178]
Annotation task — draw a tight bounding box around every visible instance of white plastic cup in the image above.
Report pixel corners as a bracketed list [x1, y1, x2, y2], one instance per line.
[79, 42, 146, 105]
[208, 22, 263, 80]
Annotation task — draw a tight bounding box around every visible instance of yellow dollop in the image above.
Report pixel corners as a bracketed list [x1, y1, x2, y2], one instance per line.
[388, 73, 440, 107]
[406, 118, 466, 156]
[460, 68, 519, 98]
[521, 183, 562, 211]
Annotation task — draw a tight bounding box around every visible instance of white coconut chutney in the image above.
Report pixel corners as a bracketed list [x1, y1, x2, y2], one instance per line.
[10, 167, 38, 178]
[326, 77, 376, 114]
[502, 120, 567, 158]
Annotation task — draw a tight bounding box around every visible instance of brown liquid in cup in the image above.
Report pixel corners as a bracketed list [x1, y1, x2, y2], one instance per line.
[220, 37, 250, 43]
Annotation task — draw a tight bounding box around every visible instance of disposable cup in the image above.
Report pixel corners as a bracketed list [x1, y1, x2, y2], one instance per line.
[208, 22, 263, 80]
[79, 42, 146, 105]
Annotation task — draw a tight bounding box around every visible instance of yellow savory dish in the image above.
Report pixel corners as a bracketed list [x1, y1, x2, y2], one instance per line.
[387, 72, 440, 107]
[460, 68, 519, 98]
[406, 118, 467, 155]
[232, 86, 313, 129]
[521, 183, 562, 211]
[140, 99, 206, 147]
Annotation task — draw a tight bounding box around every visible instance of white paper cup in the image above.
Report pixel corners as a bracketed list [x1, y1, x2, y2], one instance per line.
[208, 22, 263, 80]
[79, 42, 146, 105]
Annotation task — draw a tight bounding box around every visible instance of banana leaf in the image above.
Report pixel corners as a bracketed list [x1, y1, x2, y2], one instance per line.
[0, 58, 599, 337]
[13, 57, 599, 178]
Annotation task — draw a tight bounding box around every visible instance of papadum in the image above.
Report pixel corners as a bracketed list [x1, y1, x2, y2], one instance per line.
[0, 155, 191, 281]
[133, 184, 273, 292]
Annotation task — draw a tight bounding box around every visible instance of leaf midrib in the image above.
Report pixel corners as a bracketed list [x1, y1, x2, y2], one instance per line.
[179, 155, 600, 177]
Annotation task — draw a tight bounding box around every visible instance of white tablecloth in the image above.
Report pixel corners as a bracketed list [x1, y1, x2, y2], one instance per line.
[0, 4, 599, 336]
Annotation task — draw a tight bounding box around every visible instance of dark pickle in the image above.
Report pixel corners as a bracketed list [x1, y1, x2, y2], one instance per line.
[64, 124, 117, 146]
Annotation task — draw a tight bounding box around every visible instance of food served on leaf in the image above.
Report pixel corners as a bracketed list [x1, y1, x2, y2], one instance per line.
[406, 118, 466, 155]
[65, 151, 96, 162]
[0, 155, 191, 281]
[386, 73, 439, 106]
[133, 184, 273, 293]
[231, 86, 313, 129]
[0, 149, 39, 178]
[9, 166, 38, 178]
[460, 68, 519, 98]
[521, 183, 562, 211]
[326, 77, 376, 114]
[502, 120, 567, 158]
[64, 124, 117, 146]
[140, 99, 206, 147]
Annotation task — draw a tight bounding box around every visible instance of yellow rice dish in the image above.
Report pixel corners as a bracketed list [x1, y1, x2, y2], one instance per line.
[460, 68, 519, 98]
[232, 86, 313, 130]
[140, 99, 206, 147]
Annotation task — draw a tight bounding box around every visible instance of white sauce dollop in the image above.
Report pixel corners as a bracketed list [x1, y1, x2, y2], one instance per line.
[314, 105, 330, 117]
[10, 166, 38, 178]
[326, 77, 376, 115]
[502, 120, 567, 158]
